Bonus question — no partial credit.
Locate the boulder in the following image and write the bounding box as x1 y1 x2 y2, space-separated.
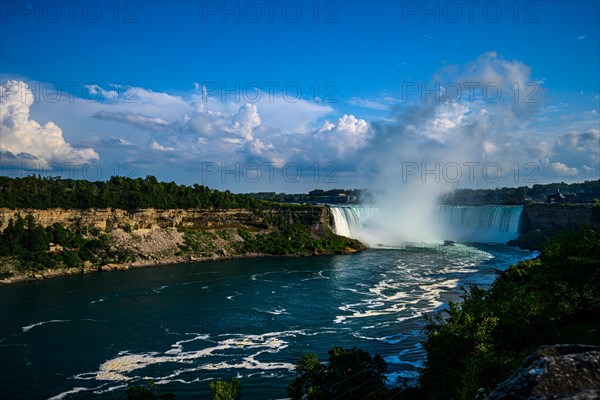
488 344 600 399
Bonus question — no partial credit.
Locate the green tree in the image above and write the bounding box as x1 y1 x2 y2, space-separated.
209 378 241 400
413 226 600 400
125 381 175 400
288 347 389 400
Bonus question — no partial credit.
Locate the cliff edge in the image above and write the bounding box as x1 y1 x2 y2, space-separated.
488 344 600 400
0 206 365 285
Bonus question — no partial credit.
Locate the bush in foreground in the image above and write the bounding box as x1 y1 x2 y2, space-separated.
288 347 397 399
415 226 600 399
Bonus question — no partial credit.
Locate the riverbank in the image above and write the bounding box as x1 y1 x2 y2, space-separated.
0 248 363 286
0 206 366 286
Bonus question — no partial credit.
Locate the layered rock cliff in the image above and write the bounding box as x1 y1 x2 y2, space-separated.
488 344 600 399
510 204 599 250
0 207 329 233
522 204 598 231
0 206 366 285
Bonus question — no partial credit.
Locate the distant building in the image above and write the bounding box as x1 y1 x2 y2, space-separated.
546 189 577 204
319 193 357 204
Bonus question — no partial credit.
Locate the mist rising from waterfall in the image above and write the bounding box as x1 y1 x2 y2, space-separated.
352 53 543 246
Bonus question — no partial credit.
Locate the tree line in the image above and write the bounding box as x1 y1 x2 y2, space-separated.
0 175 263 210
248 180 600 205
0 215 133 272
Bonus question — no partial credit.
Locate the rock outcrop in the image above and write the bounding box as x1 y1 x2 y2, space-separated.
522 204 598 232
488 344 600 399
510 204 599 250
0 207 328 232
0 206 363 285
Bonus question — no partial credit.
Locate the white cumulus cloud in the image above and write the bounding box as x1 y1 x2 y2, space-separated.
1 80 98 164
551 162 578 176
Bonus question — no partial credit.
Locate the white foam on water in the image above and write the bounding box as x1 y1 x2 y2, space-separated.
79 330 304 384
92 383 129 394
301 270 330 281
47 387 88 400
254 307 289 315
152 285 170 293
22 319 100 333
334 275 458 324
47 384 110 400
250 271 278 282
154 377 210 385
226 291 242 300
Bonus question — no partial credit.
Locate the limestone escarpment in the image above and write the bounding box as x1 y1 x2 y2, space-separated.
510 204 599 250
0 207 328 233
0 206 364 285
488 344 600 400
522 204 598 232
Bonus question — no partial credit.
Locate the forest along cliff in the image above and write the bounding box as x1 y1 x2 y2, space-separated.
0 206 365 285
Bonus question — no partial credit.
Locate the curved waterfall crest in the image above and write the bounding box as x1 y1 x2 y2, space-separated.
329 205 523 244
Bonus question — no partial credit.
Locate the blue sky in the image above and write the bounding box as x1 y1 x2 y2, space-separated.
1 0 599 192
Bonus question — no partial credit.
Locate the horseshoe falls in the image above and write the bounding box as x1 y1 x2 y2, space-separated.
437 205 523 243
330 205 523 245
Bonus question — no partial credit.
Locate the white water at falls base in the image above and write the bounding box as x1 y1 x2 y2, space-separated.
330 205 523 245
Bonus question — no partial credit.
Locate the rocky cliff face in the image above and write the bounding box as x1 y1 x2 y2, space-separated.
488 344 600 399
0 206 359 285
0 207 329 233
510 204 599 250
522 204 598 232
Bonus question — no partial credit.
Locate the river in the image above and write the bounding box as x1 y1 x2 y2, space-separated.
0 242 536 399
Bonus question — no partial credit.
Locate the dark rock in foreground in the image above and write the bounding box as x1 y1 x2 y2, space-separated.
488 344 600 400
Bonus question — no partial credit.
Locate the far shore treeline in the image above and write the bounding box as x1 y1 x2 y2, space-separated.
250 180 600 205
0 175 264 210
1 175 599 210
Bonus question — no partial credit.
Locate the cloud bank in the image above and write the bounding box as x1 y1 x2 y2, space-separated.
1 80 98 164
2 51 597 190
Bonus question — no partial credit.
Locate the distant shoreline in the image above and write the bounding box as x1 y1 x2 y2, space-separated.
0 249 362 286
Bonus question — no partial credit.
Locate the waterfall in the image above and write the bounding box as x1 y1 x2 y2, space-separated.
330 206 379 238
330 205 523 244
438 205 523 243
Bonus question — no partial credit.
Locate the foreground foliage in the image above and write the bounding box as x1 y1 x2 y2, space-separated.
125 381 175 400
209 378 241 400
288 347 398 399
412 226 600 399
